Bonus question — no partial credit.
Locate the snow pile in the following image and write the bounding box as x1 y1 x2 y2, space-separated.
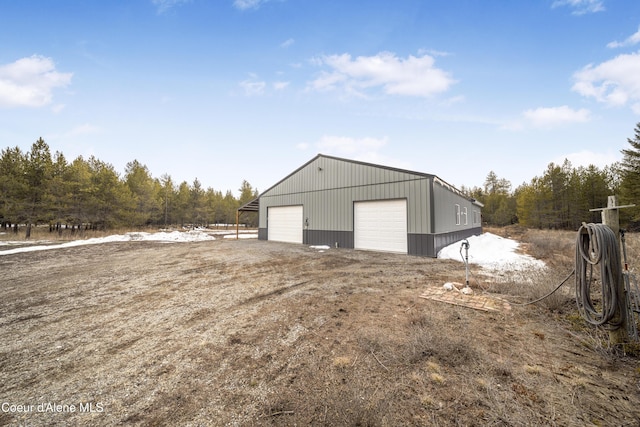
0 230 215 256
437 233 545 271
0 239 47 247
199 229 258 239
223 233 259 239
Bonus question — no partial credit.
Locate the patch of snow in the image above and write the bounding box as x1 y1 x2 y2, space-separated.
0 240 52 246
209 229 256 235
223 233 258 239
310 245 331 251
0 230 216 256
437 232 545 272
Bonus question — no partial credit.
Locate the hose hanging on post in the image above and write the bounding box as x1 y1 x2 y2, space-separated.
575 223 623 329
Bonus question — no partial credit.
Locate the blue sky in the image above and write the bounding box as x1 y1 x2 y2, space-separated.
1 0 640 195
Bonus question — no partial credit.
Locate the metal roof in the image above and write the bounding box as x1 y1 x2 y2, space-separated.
238 197 259 212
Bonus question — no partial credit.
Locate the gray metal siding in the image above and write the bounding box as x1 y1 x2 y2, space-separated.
433 227 482 256
432 180 478 233
262 156 424 196
257 154 481 257
260 182 431 234
259 156 431 235
408 227 482 257
408 234 434 257
305 230 353 248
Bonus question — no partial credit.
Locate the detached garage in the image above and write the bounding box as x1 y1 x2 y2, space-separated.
248 154 482 257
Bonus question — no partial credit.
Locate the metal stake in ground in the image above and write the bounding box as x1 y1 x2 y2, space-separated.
461 239 470 289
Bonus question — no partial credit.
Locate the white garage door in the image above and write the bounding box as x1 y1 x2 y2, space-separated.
268 205 303 244
354 199 407 253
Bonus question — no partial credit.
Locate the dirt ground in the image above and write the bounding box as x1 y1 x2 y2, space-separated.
1 234 640 426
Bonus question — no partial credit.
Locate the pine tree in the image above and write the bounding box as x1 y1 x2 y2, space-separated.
0 146 27 227
66 156 93 226
159 174 175 227
24 138 53 236
47 151 70 228
175 181 191 227
238 180 259 227
480 171 515 226
190 178 206 226
620 122 640 221
124 160 160 226
222 190 238 227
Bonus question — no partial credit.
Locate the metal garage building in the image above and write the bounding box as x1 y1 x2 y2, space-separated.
246 154 482 257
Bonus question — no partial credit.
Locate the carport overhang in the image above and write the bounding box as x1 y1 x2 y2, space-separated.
235 197 259 239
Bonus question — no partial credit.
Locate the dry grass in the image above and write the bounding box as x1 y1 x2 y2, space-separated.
1 230 640 426
0 224 147 242
488 225 640 354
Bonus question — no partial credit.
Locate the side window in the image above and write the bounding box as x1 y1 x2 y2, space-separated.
463 207 468 225
455 204 461 225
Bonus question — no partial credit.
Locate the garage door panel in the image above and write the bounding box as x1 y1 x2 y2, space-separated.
268 206 303 244
354 200 407 253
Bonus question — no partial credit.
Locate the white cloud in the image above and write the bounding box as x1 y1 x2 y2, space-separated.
51 104 66 114
238 74 288 95
239 75 266 96
273 81 289 90
420 48 452 57
233 0 267 10
551 0 605 15
152 0 190 14
0 55 72 108
523 105 591 127
308 51 456 98
607 26 640 49
280 38 294 48
552 150 620 169
572 51 640 111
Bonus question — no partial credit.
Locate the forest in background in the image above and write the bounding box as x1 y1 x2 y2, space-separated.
464 123 640 230
2 123 640 237
0 138 258 235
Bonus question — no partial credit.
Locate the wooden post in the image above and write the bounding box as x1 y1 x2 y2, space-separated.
601 196 620 245
236 210 240 240
602 197 626 344
591 196 635 345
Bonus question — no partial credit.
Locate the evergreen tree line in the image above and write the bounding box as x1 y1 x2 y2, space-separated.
465 123 640 230
0 138 259 234
4 124 640 235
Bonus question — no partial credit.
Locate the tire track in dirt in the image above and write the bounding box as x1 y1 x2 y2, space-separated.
1 238 639 426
